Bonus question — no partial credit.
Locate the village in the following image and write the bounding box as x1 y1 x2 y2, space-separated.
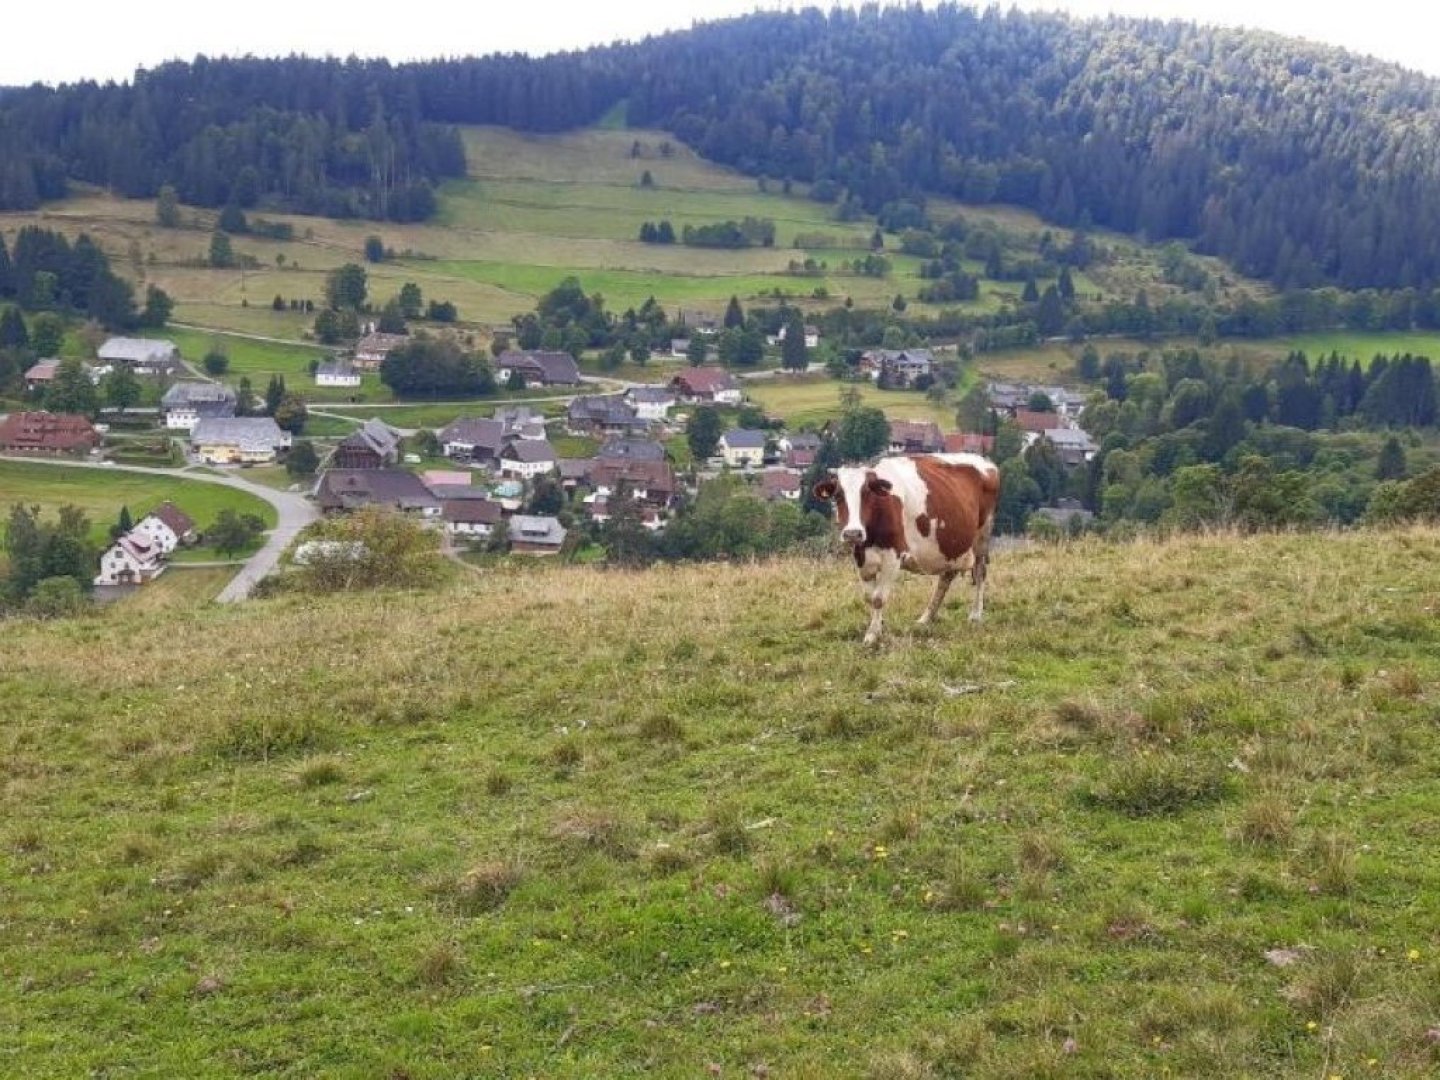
2 330 1100 593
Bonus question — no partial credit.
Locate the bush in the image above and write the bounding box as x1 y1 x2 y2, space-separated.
1080 755 1230 817
294 508 444 592
26 576 88 618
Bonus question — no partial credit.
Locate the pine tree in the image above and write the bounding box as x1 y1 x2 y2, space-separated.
724 295 745 329
1376 435 1408 480
264 375 285 416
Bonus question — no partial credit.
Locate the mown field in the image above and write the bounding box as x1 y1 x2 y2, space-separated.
747 377 961 430
0 459 277 543
3 527 1439 1077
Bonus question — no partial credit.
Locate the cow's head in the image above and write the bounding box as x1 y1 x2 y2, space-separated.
813 467 893 545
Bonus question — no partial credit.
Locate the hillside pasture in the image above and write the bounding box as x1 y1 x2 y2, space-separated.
3 528 1440 1077
747 376 959 429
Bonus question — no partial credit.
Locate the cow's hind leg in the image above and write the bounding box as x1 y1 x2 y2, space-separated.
917 569 959 626
969 523 994 623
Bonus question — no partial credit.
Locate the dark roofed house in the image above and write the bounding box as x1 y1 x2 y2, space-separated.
760 469 802 501
863 348 935 387
442 498 504 537
508 515 567 555
0 411 101 456
718 428 767 467
97 337 179 375
596 437 666 462
567 395 646 436
144 502 198 547
670 367 742 405
331 418 401 469
161 381 237 431
626 386 677 422
944 432 996 455
497 350 582 387
438 417 508 464
556 458 594 488
353 332 409 371
498 439 557 479
586 458 678 506
315 469 440 516
887 419 944 454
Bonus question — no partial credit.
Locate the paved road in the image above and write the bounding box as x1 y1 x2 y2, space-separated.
0 455 318 603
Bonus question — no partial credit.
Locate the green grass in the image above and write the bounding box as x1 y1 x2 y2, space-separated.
747 376 959 429
161 327 331 382
1273 331 1440 363
322 396 570 431
3 527 1440 1076
0 459 277 543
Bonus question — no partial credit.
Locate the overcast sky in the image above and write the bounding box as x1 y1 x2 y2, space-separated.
8 1 1440 86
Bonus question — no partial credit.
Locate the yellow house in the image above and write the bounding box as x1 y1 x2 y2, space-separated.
190 417 291 464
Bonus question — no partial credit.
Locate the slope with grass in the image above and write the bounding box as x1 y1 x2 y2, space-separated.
4 527 1440 1078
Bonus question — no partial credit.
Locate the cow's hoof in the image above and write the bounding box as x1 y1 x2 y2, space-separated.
862 633 880 647
915 614 933 627
968 611 984 624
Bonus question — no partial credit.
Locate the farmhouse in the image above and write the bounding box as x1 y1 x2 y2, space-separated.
887 419 944 454
498 439 557 479
161 381 237 431
131 502 197 554
438 417 508 465
596 437 666 462
314 469 440 516
760 469 803 501
718 428 767 468
944 432 996 455
495 350 582 387
625 386 676 422
331 418 401 470
0 411 101 456
494 405 547 441
94 532 166 586
671 367 742 405
442 498 504 538
315 360 362 388
190 417 291 464
23 359 87 392
1042 426 1100 466
863 348 935 387
508 515 567 555
97 337 180 375
586 458 679 506
567 395 646 437
778 431 823 470
352 332 409 371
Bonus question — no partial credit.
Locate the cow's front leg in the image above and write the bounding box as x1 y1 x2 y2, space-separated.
917 569 959 626
860 551 902 646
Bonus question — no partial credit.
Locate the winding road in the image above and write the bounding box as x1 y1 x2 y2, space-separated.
0 455 318 603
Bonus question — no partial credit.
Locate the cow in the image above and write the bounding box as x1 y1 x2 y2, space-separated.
813 453 1001 645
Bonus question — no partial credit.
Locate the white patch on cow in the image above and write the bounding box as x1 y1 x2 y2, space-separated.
931 452 998 477
835 466 869 542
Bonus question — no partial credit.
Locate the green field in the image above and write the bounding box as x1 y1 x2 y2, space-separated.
4 527 1440 1076
747 376 961 429
0 459 277 542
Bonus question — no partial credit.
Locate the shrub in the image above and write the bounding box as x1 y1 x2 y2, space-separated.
293 509 444 592
1080 755 1230 817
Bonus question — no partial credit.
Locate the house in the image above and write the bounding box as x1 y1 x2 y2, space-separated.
1042 427 1100 466
586 499 665 531
944 432 996 455
498 439 557 479
1033 498 1096 530
23 359 62 392
671 367 742 405
314 469 441 516
442 498 504 538
586 458 679 507
508 515 567 555
94 532 166 586
596 437 666 463
190 417 291 464
331 418 401 469
97 337 179 375
988 382 1088 418
760 469 803 501
986 382 1033 412
774 324 820 349
863 348 935 388
315 360 362 388
556 458 592 489
626 386 677 422
887 419 944 454
778 431 823 470
131 502 197 554
495 350 582 387
161 381 237 431
0 411 101 456
438 417 508 465
494 405 547 440
352 333 409 371
671 338 692 359
428 483 498 503
567 395 646 437
1013 409 1062 440
719 428 767 468
421 470 474 491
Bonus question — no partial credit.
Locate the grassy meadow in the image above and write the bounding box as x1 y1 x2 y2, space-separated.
0 459 277 543
747 377 961 430
4 526 1440 1077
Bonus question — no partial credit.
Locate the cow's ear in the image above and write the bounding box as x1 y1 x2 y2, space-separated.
867 476 893 496
812 478 837 501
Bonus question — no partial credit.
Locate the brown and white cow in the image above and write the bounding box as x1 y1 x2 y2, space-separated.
813 453 1001 645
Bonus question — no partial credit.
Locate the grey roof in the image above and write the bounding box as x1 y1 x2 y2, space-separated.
509 515 567 545
502 439 557 464
439 417 507 454
338 417 401 460
499 350 581 385
597 437 666 462
784 432 823 451
316 360 359 379
1043 427 1097 449
428 484 496 501
98 337 178 364
494 405 541 426
722 428 767 449
316 469 439 512
162 381 236 408
442 499 504 525
569 394 642 427
191 417 287 451
557 458 594 481
627 387 676 404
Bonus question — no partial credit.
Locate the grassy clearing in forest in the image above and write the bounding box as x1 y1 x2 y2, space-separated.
4 527 1440 1077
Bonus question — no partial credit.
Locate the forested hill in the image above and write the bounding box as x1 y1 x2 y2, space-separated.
6 7 1440 290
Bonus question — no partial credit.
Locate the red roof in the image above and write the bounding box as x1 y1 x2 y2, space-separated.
671 367 737 395
944 432 995 454
148 501 196 538
0 411 100 453
1013 409 1058 434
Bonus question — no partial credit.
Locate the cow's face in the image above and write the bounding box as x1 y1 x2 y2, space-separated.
813 467 892 544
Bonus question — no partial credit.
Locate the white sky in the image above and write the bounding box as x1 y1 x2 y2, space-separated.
7 1 1440 87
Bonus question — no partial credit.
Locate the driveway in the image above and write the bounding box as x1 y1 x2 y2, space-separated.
0 455 318 603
